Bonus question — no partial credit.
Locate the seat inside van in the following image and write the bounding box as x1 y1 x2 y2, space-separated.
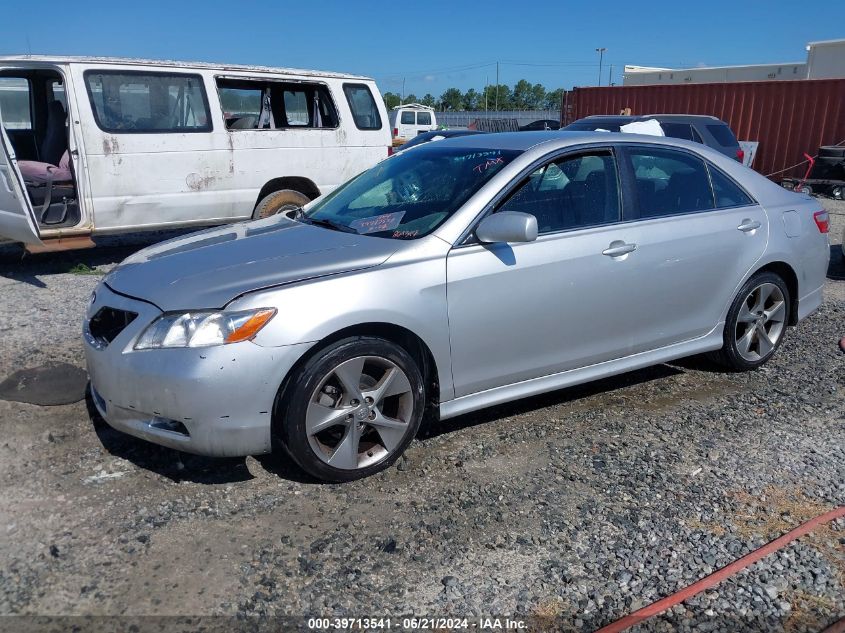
0 70 81 229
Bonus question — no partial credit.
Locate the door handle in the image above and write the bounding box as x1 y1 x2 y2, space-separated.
737 219 761 232
602 241 637 257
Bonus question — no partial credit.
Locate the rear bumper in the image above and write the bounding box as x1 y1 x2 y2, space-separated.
83 284 312 457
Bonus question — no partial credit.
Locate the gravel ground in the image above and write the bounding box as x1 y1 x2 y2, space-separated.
0 202 843 632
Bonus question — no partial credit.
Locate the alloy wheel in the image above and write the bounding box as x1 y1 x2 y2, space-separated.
734 282 786 362
305 356 414 470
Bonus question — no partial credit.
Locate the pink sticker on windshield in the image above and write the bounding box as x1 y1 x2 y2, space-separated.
350 211 406 234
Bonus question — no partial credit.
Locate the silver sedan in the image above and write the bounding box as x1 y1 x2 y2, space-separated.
83 132 830 482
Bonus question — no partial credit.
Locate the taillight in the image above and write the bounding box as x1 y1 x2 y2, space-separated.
387 146 393 157
813 210 830 233
393 127 398 137
736 148 745 163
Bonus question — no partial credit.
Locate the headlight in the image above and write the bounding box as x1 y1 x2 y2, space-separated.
134 308 276 350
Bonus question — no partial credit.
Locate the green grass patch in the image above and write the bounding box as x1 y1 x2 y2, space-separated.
67 263 103 276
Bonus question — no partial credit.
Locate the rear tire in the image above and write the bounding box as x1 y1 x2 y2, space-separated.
273 336 425 483
708 272 791 371
253 189 310 220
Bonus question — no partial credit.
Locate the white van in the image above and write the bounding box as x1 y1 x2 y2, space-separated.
389 103 437 141
0 56 390 250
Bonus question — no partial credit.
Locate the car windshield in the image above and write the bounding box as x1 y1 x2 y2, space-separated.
304 146 520 239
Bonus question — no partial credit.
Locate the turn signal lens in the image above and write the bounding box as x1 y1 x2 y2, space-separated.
225 309 277 343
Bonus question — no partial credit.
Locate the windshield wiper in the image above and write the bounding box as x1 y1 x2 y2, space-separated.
301 217 359 234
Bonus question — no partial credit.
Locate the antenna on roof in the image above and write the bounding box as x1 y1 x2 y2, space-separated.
26 34 32 57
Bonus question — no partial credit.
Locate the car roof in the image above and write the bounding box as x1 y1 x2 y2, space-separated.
582 114 723 123
422 130 600 151
417 130 735 156
0 55 371 81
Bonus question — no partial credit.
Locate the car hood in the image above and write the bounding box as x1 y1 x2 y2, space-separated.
104 218 400 311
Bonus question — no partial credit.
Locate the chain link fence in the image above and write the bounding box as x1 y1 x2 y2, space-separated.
436 109 560 129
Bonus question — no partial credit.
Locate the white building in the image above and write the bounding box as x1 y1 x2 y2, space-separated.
623 39 845 86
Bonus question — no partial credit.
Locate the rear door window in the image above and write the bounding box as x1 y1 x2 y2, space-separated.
85 71 211 133
625 147 715 219
400 111 415 125
0 78 32 130
343 84 382 130
706 123 738 147
417 111 432 125
708 166 754 208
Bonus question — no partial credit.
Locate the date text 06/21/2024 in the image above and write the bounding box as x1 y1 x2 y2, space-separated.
307 616 528 630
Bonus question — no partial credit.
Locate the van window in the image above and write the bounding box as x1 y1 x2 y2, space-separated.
343 84 382 130
417 111 432 126
626 147 715 219
283 90 308 126
216 79 338 130
0 77 32 130
218 84 262 128
85 71 211 133
400 111 414 125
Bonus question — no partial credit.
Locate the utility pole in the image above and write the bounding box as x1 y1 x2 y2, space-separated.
484 75 488 112
401 77 406 104
495 61 499 112
608 64 613 86
596 48 606 86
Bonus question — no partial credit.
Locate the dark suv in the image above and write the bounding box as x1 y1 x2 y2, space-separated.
565 114 744 162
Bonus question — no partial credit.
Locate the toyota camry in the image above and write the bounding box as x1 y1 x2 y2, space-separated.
84 132 830 482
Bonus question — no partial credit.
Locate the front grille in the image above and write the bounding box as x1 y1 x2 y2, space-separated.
88 307 138 346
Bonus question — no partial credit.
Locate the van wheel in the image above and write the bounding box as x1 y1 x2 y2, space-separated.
708 272 790 371
253 189 310 220
273 336 425 483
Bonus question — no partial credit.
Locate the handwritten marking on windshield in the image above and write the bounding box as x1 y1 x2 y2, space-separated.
473 157 504 174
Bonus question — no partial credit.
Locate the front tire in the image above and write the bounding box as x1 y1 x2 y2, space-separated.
709 272 791 371
273 337 425 482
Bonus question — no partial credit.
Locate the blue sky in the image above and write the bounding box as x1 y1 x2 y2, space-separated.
2 1 843 98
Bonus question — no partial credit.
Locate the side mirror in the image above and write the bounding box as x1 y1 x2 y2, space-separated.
475 211 538 244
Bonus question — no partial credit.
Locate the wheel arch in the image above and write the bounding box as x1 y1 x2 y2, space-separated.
273 321 442 427
748 260 799 326
254 177 321 209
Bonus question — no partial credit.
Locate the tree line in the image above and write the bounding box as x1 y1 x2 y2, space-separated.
382 79 565 112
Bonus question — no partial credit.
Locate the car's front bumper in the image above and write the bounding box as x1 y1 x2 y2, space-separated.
83 284 312 457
